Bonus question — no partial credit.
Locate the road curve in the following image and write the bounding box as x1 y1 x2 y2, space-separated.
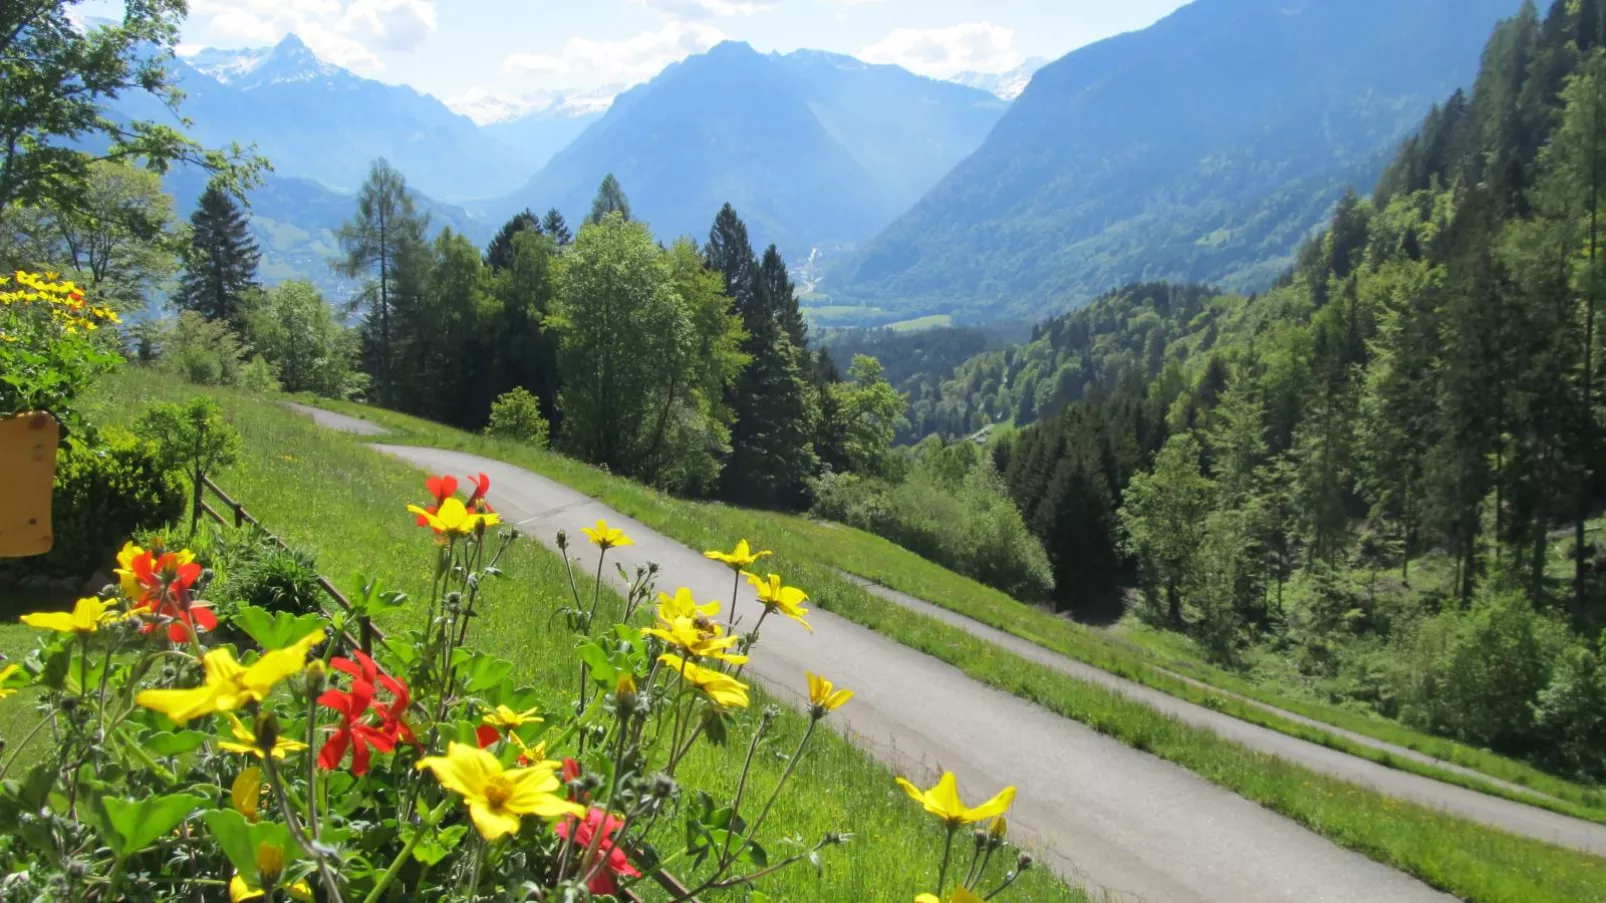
841 576 1606 856
362 440 1455 903
282 402 389 435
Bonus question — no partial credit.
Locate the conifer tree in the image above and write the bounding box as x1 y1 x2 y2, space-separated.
336 158 430 409
542 208 573 246
586 174 632 225
485 208 541 270
174 180 260 327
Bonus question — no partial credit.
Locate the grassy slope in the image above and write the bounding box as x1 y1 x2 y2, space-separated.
306 395 1606 903
0 370 1081 903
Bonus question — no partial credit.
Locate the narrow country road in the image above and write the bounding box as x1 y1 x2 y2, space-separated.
842 576 1606 856
316 434 1455 902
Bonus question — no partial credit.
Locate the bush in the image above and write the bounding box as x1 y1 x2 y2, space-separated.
812 457 1055 602
153 311 246 387
1534 639 1606 779
485 386 550 447
236 354 281 394
208 530 325 618
28 428 185 577
242 279 363 398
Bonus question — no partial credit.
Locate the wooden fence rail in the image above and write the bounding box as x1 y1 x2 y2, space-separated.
195 474 701 902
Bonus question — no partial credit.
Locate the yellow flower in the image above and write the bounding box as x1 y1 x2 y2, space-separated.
896 772 1016 828
408 497 501 536
136 629 324 724
0 663 22 700
415 741 585 841
231 767 262 822
805 672 853 717
704 539 771 570
743 572 812 632
915 889 984 903
659 653 749 709
219 713 309 760
989 816 1008 841
643 616 748 665
482 704 543 730
20 596 122 634
655 587 720 621
229 841 312 901
581 519 633 550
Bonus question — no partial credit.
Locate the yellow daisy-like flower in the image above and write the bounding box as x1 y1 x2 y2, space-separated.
218 713 309 760
408 497 502 536
482 704 543 730
415 741 585 841
659 653 750 709
228 841 312 901
704 539 771 571
231 767 262 823
896 772 1016 828
20 596 123 634
581 519 633 550
915 888 984 903
805 672 853 718
655 587 720 621
644 616 749 665
743 572 812 632
136 629 324 724
0 663 22 700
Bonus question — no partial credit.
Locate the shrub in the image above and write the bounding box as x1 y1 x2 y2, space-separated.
236 354 281 394
0 270 120 426
242 279 363 398
27 428 184 577
485 385 550 447
134 397 244 527
153 310 246 387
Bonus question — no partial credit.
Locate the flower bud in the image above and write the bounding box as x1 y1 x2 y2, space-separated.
254 711 281 755
989 816 1008 843
556 530 569 550
972 828 990 849
615 672 639 714
1016 852 1034 871
305 659 327 696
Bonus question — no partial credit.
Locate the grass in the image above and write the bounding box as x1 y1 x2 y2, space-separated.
0 369 1082 903
303 393 1606 903
887 315 954 332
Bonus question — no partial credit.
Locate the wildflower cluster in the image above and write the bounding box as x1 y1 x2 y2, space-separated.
0 269 121 420
2 474 1018 901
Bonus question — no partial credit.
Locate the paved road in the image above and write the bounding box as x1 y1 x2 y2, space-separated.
839 576 1606 857
358 439 1455 903
283 402 389 436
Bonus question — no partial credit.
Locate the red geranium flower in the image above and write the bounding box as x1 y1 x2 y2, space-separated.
317 651 414 775
465 472 491 508
427 475 458 505
124 548 215 642
556 808 640 896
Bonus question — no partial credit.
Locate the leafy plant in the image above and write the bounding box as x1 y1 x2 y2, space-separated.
485 386 550 447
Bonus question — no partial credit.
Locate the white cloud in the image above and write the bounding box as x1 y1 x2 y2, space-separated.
860 21 1021 78
502 21 726 89
188 0 439 72
631 0 780 18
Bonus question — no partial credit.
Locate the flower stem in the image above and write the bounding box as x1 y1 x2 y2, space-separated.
937 824 959 894
464 836 486 902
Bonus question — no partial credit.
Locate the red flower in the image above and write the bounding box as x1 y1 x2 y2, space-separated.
317 652 414 775
317 680 394 775
475 725 501 749
556 808 639 895
426 475 458 505
465 472 491 507
126 550 214 642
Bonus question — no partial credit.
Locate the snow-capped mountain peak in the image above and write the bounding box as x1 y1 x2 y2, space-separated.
949 57 1048 101
181 34 343 89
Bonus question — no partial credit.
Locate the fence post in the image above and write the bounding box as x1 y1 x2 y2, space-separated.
190 465 205 533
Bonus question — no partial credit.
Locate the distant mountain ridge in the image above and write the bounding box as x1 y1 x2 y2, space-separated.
489 41 1007 254
828 0 1526 325
950 58 1047 100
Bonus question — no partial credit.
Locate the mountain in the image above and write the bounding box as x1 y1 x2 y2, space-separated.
828 0 1525 325
488 41 1007 254
479 99 607 174
161 35 535 200
949 58 1047 100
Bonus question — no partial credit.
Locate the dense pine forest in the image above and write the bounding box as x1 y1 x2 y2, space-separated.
897 0 1606 778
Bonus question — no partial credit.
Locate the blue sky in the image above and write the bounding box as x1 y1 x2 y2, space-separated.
86 0 1189 120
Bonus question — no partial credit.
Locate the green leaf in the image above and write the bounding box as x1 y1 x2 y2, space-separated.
411 823 468 865
203 809 258 879
575 640 618 685
451 648 514 693
103 793 206 856
235 605 326 650
142 730 210 757
743 839 769 868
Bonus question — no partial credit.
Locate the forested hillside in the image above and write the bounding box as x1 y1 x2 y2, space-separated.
987 0 1606 779
828 0 1522 325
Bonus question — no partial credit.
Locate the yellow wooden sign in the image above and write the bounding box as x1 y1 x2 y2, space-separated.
0 412 59 557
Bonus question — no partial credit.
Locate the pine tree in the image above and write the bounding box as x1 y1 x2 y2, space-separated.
174 180 260 327
542 208 573 246
485 209 541 270
704 204 755 309
586 174 632 225
335 159 430 409
757 245 807 351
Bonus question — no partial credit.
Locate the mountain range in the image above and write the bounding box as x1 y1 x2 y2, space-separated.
482 42 1008 253
825 0 1526 324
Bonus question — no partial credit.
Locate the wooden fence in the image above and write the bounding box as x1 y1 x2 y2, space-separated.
196 474 701 902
